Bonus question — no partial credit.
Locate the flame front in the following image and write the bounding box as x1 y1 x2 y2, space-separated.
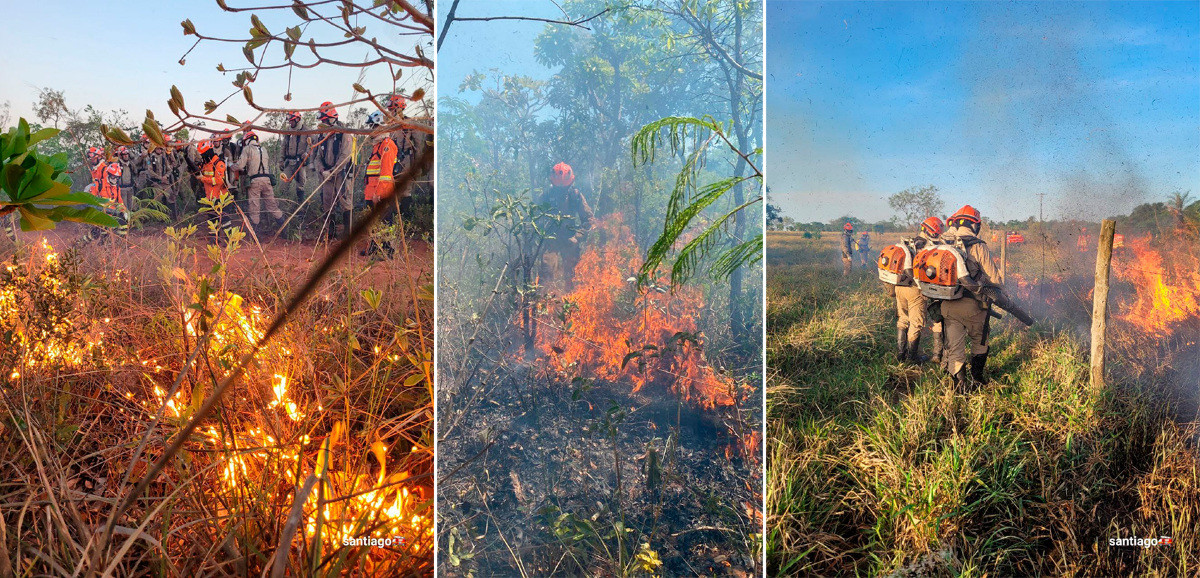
538 215 737 409
1115 236 1200 336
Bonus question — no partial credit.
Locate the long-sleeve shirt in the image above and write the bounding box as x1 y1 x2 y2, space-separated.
234 143 271 179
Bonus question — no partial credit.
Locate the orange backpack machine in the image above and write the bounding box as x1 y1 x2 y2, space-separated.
877 243 914 286
913 242 973 300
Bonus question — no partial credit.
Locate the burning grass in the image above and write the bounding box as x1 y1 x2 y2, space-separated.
439 216 761 576
0 225 433 576
767 234 1200 576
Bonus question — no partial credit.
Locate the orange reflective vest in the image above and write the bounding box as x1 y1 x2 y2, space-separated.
91 161 122 204
363 137 397 202
201 157 227 199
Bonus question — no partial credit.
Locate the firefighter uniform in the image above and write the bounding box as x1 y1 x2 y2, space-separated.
940 208 1002 389
200 153 228 199
893 217 944 363
841 225 854 276
543 163 594 290
116 147 140 212
279 118 310 203
233 135 282 228
857 232 872 268
143 148 179 218
315 126 354 235
364 133 398 204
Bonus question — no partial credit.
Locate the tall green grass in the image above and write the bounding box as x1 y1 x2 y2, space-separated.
767 236 1200 577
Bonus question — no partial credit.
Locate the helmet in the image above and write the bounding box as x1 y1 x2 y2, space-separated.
947 205 982 232
550 162 575 187
386 94 407 112
105 163 122 178
843 222 854 231
286 111 302 124
920 216 944 238
196 140 213 156
117 146 130 156
318 101 338 123
242 129 258 142
366 110 384 128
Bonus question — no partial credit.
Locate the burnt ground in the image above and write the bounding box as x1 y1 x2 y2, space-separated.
439 364 759 577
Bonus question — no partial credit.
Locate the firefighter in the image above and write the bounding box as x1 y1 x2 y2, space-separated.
116 146 140 214
939 205 1002 391
360 111 398 256
143 139 180 219
894 217 944 363
232 129 282 235
542 162 594 290
857 230 872 268
279 111 310 209
313 101 354 240
841 222 854 276
385 94 418 222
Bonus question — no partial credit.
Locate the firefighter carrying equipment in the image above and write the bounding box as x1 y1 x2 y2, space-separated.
843 222 854 231
551 162 575 187
99 162 123 205
386 94 406 112
364 135 398 202
921 216 944 239
913 238 983 300
318 101 338 123
947 205 981 233
243 142 276 185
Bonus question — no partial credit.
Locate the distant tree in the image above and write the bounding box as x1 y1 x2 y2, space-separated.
0 101 10 129
888 185 945 229
766 201 783 230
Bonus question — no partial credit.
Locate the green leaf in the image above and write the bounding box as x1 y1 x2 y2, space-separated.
292 0 309 20
27 127 58 147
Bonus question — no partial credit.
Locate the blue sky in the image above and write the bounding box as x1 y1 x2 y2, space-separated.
767 1 1199 223
438 1 563 103
0 0 432 131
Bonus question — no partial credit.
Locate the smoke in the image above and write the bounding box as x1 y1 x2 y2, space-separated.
956 3 1147 221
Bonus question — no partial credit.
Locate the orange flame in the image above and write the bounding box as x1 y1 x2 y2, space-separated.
1115 236 1200 336
537 215 736 409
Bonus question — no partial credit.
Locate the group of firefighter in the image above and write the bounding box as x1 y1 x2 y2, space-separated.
79 94 428 252
862 205 1034 392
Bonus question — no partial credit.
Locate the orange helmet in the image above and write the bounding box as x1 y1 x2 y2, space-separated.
87 146 102 158
117 146 130 156
948 205 982 231
386 94 406 112
920 216 944 238
843 222 854 231
550 162 575 187
242 129 258 142
196 140 213 156
286 111 302 123
105 163 122 178
318 101 338 123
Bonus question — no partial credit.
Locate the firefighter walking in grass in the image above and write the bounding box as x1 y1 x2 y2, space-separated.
542 162 594 290
279 111 310 208
915 205 1003 391
879 216 945 363
841 222 855 276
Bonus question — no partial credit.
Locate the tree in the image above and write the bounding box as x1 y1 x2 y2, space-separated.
888 184 945 230
107 0 434 150
1 120 117 231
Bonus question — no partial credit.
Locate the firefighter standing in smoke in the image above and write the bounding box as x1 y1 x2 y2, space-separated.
932 205 1002 390
841 222 855 276
881 217 945 363
542 162 594 290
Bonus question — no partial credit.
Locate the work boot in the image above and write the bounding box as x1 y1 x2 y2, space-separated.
896 328 908 362
970 353 989 385
907 335 928 364
343 210 354 240
930 331 944 365
953 366 973 394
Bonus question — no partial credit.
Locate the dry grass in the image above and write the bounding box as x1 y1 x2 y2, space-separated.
0 218 433 576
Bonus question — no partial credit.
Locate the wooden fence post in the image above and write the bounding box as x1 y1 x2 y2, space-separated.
1090 219 1116 389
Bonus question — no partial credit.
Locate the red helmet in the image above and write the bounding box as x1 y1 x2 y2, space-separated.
286 111 302 123
196 140 213 156
948 205 982 231
242 129 258 142
87 146 103 158
105 163 122 178
843 222 854 231
386 94 407 112
318 101 338 123
550 162 575 187
920 216 944 238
